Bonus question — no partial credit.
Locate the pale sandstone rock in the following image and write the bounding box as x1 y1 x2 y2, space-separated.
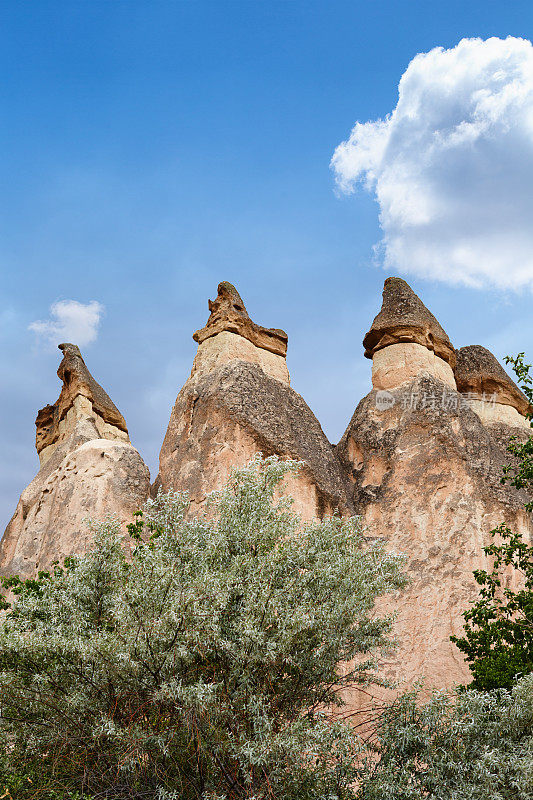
467 399 531 430
337 375 531 700
372 342 456 391
192 330 290 384
336 283 531 705
156 283 351 520
38 395 129 467
157 361 351 520
36 343 129 466
0 347 150 577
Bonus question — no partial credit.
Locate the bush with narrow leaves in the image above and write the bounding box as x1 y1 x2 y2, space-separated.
358 673 533 800
0 455 406 800
452 353 533 690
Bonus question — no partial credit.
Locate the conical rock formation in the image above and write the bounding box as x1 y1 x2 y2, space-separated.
455 345 531 429
337 279 532 697
0 345 150 577
36 343 130 465
156 282 352 519
364 277 456 391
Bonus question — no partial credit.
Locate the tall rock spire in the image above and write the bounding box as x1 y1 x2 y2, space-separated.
363 277 456 390
336 280 531 701
156 282 351 519
0 345 150 577
36 343 129 466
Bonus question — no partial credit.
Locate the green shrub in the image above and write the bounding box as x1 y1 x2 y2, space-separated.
358 673 533 799
0 455 406 799
452 353 533 690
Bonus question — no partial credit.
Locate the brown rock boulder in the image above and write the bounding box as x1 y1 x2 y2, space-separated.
0 346 150 577
363 277 456 366
193 281 288 357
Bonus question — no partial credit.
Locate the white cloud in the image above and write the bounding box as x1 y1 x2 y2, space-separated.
332 36 533 290
29 300 104 348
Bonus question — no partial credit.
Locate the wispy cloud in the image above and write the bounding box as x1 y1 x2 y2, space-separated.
332 36 533 291
29 300 104 348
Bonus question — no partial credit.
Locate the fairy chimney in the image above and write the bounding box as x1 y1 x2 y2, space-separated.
336 278 531 703
363 277 456 391
191 281 290 384
36 343 130 466
156 282 352 519
0 345 150 577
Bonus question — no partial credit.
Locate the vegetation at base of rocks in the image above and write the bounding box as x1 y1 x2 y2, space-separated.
452 353 533 691
502 353 533 512
0 455 406 800
0 754 92 800
358 673 533 800
451 518 533 691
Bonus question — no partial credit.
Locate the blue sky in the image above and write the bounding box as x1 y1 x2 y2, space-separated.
2 0 533 530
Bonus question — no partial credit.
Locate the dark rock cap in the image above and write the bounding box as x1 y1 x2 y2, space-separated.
193 281 288 357
35 343 128 454
455 345 531 417
363 277 456 367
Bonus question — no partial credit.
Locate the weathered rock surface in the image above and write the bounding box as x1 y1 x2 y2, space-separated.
0 345 150 577
36 343 129 466
363 277 456 364
372 341 456 391
194 281 288 357
157 283 351 519
364 277 456 390
338 280 532 698
192 330 290 385
455 345 531 429
338 375 530 695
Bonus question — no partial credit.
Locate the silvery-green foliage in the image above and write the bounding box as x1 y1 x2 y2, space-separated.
359 673 533 800
0 455 406 799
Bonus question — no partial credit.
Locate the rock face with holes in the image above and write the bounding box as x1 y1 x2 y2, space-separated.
156 282 352 519
337 281 531 697
0 345 150 577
